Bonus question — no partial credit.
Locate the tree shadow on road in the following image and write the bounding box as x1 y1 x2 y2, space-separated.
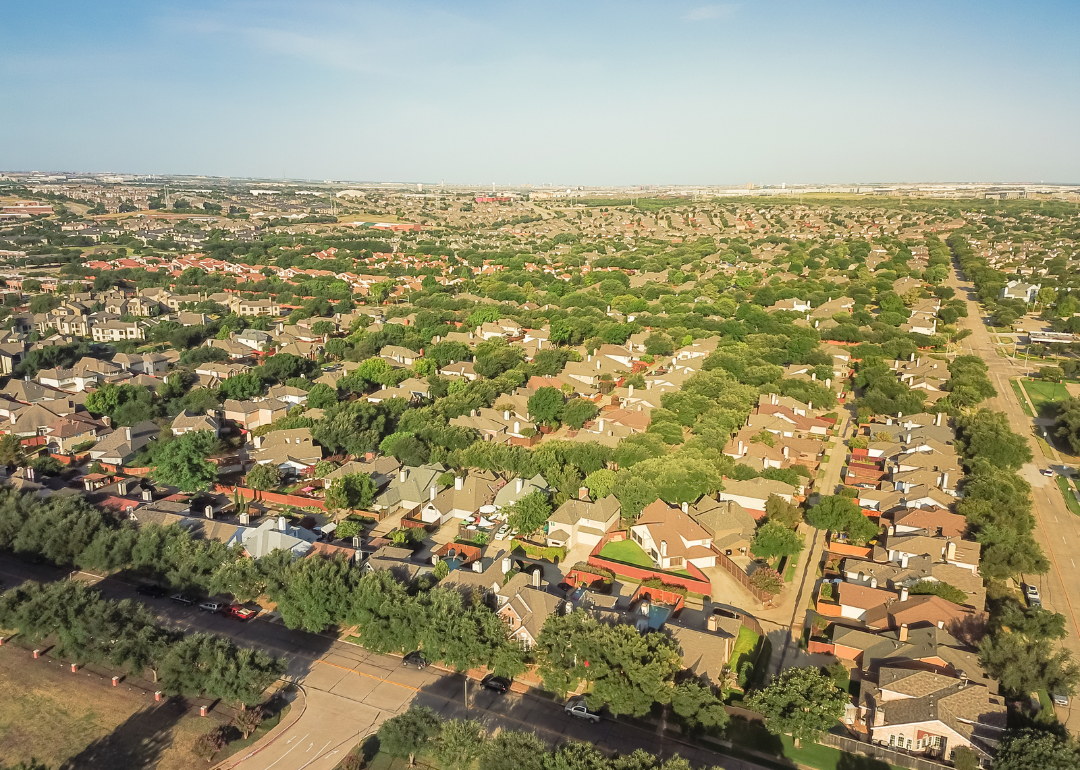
59 699 186 770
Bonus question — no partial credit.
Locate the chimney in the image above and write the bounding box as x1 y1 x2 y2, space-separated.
772 393 778 405
871 577 878 588
899 623 909 642
708 614 719 632
455 476 463 491
738 440 744 455
681 501 688 513
910 352 915 361
101 416 111 427
471 559 483 573
502 557 512 573
532 568 541 588
204 505 214 519
365 451 374 461
628 384 634 396
516 477 524 493
940 472 948 490
429 485 436 501
598 418 605 432
399 468 407 483
888 525 895 535
936 412 943 427
906 432 911 444
239 512 250 525
513 420 520 433
503 410 510 421
578 486 590 501
946 541 957 561
660 540 668 557
808 401 813 411
783 446 790 459
937 619 945 629
142 488 152 502
124 427 131 441
811 372 816 381
900 586 909 601
277 516 287 532
901 553 909 568
826 378 831 388
596 360 601 370
25 466 35 481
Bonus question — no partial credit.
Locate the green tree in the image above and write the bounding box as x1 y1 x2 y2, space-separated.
245 463 282 491
152 431 218 492
806 495 878 545
583 468 618 499
335 519 362 540
306 383 338 409
479 729 547 770
765 493 802 529
750 521 804 561
324 473 377 512
956 409 1033 471
435 718 486 770
745 667 847 747
378 706 442 766
0 434 27 469
670 679 729 732
560 399 599 430
528 387 564 425
994 729 1080 770
506 490 553 537
271 554 361 633
908 580 968 605
645 332 674 357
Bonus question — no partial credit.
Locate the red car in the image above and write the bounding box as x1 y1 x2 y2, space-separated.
228 605 257 620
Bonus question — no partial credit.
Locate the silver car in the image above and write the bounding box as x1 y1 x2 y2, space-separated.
1024 584 1041 607
564 698 601 723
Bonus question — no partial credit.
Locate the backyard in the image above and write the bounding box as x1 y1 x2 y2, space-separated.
598 538 655 568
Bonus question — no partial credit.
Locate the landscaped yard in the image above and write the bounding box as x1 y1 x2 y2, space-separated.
598 538 655 568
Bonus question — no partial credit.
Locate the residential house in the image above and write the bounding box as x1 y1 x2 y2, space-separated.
630 500 716 571
545 492 621 550
242 516 318 559
87 421 160 465
717 477 797 518
171 409 221 437
251 428 322 475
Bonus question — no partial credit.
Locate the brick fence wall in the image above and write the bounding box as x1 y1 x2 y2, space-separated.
213 484 326 511
588 533 713 597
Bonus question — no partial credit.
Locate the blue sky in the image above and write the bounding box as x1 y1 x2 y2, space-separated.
2 1 1078 185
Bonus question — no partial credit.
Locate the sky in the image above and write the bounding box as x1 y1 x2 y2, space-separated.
1 1 1078 186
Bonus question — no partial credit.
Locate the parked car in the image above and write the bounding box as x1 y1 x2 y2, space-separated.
481 674 511 693
170 593 196 605
1024 583 1042 607
198 601 222 613
496 525 510 540
1052 692 1070 707
564 698 601 723
228 605 257 620
136 584 166 598
402 651 429 669
1041 468 1055 477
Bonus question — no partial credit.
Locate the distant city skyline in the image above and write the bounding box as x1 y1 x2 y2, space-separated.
2 1 1078 185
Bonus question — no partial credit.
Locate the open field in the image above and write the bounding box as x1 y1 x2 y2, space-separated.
0 644 209 770
1021 378 1071 415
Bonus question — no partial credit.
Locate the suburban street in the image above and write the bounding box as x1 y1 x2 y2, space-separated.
0 555 765 770
947 262 1080 730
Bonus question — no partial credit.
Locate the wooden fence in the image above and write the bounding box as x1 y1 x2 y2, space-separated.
711 546 772 604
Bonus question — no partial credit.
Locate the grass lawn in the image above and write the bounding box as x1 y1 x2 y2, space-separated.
1056 476 1080 516
598 538 654 568
784 558 798 583
729 626 760 673
780 735 905 770
1011 379 1035 417
0 644 209 770
363 752 442 769
1023 378 1072 415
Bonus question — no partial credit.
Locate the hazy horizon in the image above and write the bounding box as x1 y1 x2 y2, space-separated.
3 1 1078 185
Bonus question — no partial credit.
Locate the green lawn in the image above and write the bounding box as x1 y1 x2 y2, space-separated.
780 735 905 770
1023 379 1072 415
730 625 760 669
598 538 655 568
1011 379 1035 417
1056 476 1080 516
